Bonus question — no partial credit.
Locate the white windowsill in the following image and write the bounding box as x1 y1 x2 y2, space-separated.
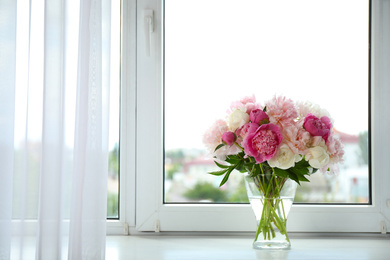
11 233 390 259
106 233 390 260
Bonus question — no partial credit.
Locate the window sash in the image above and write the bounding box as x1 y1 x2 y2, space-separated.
132 0 390 233
107 0 137 234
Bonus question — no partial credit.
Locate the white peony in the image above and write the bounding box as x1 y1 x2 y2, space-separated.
306 145 330 169
227 108 250 131
268 144 301 170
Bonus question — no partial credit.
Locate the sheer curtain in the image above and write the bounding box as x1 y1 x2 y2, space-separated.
0 0 111 259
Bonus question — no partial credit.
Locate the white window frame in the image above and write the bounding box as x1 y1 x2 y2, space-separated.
106 0 136 235
125 0 390 233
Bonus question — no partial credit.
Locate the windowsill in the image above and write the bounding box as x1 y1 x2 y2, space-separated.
11 233 390 259
106 233 390 260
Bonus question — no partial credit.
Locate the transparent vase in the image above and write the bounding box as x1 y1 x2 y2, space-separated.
245 174 297 250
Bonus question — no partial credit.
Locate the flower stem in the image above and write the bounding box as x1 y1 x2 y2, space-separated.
252 174 290 244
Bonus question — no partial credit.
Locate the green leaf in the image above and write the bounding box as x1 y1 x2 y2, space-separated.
218 161 243 187
208 169 228 176
214 143 225 152
290 166 309 177
219 166 235 187
296 174 310 182
225 155 242 164
287 171 300 185
236 160 244 171
291 159 311 173
214 161 229 169
280 159 311 184
273 168 289 178
235 161 245 172
243 160 255 168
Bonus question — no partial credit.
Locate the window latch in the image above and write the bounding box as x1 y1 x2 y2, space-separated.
380 221 387 234
144 9 154 57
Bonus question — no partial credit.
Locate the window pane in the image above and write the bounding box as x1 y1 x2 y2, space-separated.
107 0 121 219
164 0 369 203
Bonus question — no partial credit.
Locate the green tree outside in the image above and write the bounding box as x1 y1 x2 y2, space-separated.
184 182 228 202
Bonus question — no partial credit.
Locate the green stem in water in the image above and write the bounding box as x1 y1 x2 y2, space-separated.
252 175 290 244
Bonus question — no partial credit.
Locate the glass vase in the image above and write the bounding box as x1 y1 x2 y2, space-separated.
245 174 297 250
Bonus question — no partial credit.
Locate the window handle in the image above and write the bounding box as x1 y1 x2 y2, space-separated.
144 9 154 57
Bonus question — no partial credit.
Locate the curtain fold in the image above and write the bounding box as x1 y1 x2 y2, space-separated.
0 0 111 259
35 0 66 258
68 0 109 258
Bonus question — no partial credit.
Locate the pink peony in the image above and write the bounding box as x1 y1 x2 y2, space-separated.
203 119 241 161
303 114 332 142
250 109 269 125
265 96 298 127
281 123 310 155
240 95 257 104
203 119 228 152
326 135 344 164
235 123 259 145
243 123 283 163
228 95 261 115
222 131 236 146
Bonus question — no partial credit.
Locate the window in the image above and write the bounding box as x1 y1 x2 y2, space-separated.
164 0 370 205
132 0 390 233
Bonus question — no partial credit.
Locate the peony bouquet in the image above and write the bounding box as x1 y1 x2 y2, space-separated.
203 95 344 248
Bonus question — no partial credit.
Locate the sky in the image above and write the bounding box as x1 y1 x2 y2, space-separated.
164 0 369 150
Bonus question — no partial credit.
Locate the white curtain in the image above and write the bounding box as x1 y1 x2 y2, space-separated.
0 0 111 259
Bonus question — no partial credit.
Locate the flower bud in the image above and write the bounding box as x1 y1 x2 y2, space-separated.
250 109 269 125
222 131 236 146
